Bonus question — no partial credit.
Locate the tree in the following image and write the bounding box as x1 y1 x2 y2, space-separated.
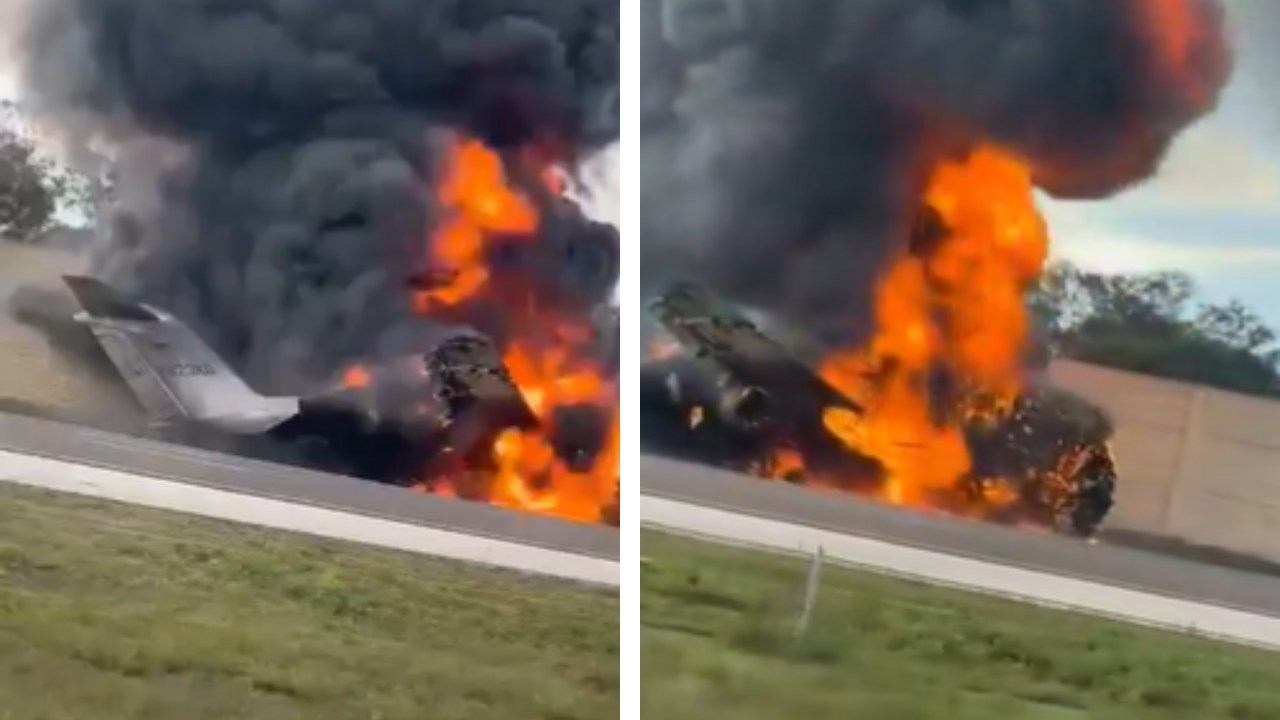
0 120 57 241
1031 261 1280 397
0 101 113 242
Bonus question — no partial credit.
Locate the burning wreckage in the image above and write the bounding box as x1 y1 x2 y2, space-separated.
641 280 1117 538
10 0 622 524
60 158 621 526
640 0 1234 538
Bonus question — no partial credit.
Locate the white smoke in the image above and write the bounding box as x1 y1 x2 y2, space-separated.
574 143 621 227
568 142 621 304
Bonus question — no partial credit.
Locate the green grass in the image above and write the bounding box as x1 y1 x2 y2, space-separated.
0 483 618 720
641 529 1280 720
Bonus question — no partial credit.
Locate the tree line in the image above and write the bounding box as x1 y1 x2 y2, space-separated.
1031 261 1280 397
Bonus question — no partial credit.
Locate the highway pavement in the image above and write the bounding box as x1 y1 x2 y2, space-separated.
0 411 620 562
641 454 1280 617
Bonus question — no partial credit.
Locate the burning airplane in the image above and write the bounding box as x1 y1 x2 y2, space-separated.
641 0 1232 536
642 279 1117 537
63 273 533 481
10 0 621 524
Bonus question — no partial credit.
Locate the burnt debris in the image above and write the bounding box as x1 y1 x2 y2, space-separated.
641 281 1118 537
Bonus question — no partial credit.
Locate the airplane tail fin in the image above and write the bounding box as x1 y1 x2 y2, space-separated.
63 276 186 429
63 275 298 434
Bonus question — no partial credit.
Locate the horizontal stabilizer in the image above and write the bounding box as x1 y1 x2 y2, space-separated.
62 275 161 323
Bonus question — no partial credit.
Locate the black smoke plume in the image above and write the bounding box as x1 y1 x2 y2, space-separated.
15 0 619 394
642 0 1232 348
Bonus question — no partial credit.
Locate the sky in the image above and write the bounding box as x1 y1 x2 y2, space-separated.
1043 0 1280 326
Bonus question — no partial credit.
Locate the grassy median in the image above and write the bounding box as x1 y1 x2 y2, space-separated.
0 483 618 720
641 529 1280 720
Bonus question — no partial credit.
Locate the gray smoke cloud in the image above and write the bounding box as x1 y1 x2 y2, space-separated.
14 0 618 394
642 0 1232 348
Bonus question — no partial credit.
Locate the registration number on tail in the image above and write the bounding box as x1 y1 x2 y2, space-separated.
161 363 217 378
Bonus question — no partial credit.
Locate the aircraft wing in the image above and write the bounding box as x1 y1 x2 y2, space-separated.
647 281 864 421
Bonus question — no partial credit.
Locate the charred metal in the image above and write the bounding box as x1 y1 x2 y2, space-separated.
641 281 1118 538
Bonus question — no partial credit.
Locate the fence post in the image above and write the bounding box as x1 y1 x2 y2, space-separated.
794 545 824 638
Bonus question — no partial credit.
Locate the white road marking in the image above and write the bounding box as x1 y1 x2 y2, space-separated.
642 495 1280 651
0 449 620 588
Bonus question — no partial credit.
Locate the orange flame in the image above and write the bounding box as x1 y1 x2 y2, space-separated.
488 411 619 523
490 339 618 521
417 138 539 309
504 340 611 416
415 135 618 523
812 145 1048 511
341 364 372 389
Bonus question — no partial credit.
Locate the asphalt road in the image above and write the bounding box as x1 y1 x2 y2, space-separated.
0 411 619 561
641 454 1280 617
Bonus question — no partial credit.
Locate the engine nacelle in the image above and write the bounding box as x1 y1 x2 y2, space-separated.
716 379 773 430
